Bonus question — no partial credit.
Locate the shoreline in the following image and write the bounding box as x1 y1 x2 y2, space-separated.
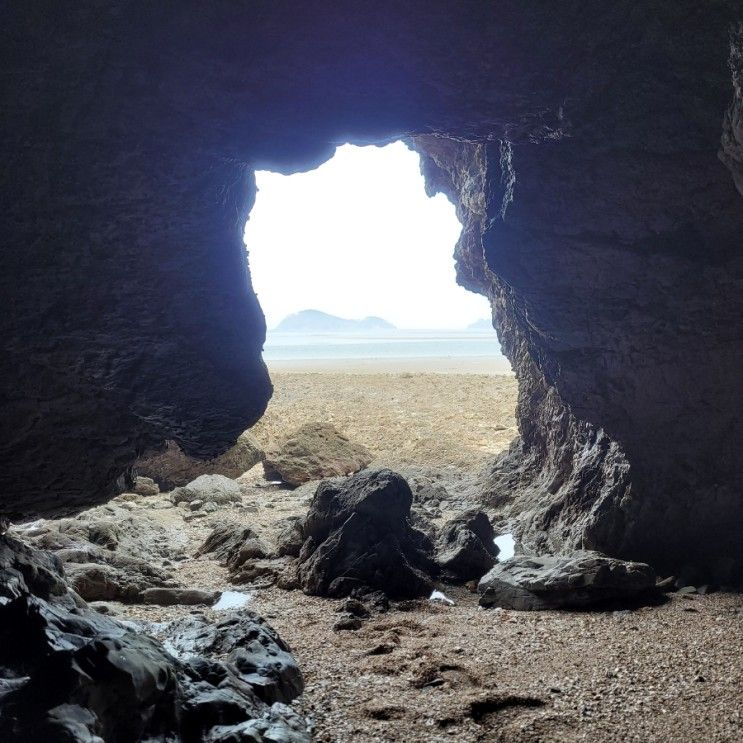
266 355 513 375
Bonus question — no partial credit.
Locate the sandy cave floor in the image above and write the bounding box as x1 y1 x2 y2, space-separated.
30 372 743 741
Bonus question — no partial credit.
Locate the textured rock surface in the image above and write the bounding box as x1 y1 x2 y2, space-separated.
136 431 264 490
0 534 309 742
155 613 305 705
170 474 243 506
196 522 272 578
140 587 219 606
275 517 306 558
297 470 436 598
13 501 186 602
1 4 742 581
436 510 499 582
478 552 657 610
263 423 372 486
133 476 160 496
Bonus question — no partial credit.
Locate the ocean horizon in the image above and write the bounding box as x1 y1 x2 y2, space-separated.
263 329 507 362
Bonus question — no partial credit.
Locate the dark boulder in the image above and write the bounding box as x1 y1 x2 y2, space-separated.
159 613 304 706
196 523 265 561
0 534 67 603
478 552 657 610
297 469 436 598
436 510 499 582
0 535 309 742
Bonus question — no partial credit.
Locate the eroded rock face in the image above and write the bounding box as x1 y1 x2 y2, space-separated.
136 432 264 491
1 4 743 580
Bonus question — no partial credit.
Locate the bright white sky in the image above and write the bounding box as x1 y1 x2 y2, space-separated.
244 141 491 330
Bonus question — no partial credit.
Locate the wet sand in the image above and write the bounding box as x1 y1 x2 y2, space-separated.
254 371 518 470
266 356 514 375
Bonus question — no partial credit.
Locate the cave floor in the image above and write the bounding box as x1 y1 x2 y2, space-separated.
20 371 743 741
102 476 743 743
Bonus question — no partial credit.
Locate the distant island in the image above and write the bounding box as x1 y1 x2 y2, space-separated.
466 318 493 331
274 309 396 333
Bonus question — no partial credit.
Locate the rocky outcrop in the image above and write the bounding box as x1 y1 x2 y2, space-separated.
263 423 372 486
196 522 272 571
0 533 67 603
275 517 306 558
1 4 743 581
65 559 175 602
136 431 264 490
155 612 304 705
297 470 436 598
13 501 188 602
436 511 499 582
0 534 309 742
170 474 243 506
478 552 657 611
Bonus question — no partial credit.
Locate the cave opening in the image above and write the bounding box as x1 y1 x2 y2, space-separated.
242 140 517 477
6 6 743 740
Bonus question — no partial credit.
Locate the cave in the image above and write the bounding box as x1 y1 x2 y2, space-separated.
2 3 743 740
4 2 742 577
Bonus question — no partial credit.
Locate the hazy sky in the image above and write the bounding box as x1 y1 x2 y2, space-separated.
244 141 491 330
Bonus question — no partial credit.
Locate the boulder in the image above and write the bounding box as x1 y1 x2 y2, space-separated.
196 522 271 577
196 522 261 561
159 612 305 705
436 510 499 582
65 560 175 602
0 534 67 603
263 423 372 486
232 557 295 587
140 587 219 606
170 474 242 506
135 430 264 490
0 595 309 742
478 552 657 610
297 469 436 598
133 476 159 496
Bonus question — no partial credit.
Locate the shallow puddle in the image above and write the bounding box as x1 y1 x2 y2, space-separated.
213 590 252 610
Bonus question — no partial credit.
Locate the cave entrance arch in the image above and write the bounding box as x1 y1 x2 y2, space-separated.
242 140 516 474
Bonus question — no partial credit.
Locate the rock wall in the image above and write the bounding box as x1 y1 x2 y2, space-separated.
2 2 742 577
414 14 743 577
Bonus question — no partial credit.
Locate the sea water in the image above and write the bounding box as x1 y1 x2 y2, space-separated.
263 330 506 362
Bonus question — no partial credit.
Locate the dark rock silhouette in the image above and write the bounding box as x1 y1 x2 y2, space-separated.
436 510 499 582
297 470 437 598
